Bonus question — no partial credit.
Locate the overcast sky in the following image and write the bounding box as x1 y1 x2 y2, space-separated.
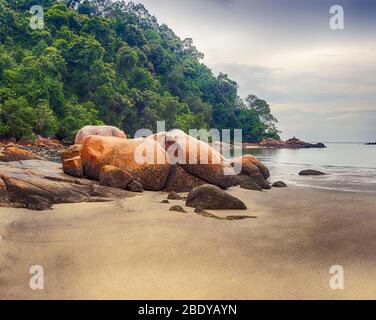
135 0 376 141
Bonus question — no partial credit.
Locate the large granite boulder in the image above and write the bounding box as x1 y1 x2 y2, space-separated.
75 125 127 145
0 147 42 162
186 184 247 210
151 130 236 188
80 136 170 191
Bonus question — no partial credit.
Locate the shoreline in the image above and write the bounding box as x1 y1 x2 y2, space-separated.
0 185 375 299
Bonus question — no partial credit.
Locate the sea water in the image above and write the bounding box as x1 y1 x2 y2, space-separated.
244 143 376 193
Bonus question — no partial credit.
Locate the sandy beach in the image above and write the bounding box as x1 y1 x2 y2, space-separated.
0 186 375 300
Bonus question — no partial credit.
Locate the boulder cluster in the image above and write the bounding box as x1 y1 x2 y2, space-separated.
0 125 280 211
61 126 272 195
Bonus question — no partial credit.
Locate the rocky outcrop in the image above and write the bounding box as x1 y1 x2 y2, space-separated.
62 156 83 177
75 125 127 145
99 165 133 189
80 136 170 190
186 184 247 210
164 165 206 192
0 160 132 210
260 137 326 149
0 147 42 162
299 169 326 176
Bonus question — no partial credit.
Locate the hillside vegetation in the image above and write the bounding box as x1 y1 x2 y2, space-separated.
0 0 280 143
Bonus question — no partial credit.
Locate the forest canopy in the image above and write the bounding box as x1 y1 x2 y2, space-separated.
0 0 280 143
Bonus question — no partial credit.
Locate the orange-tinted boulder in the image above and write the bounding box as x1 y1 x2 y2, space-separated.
99 165 133 189
63 156 83 177
150 130 236 188
0 147 42 162
60 144 82 161
232 154 270 180
80 136 170 191
232 154 261 166
75 125 127 145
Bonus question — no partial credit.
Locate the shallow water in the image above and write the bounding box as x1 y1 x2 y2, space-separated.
244 143 376 193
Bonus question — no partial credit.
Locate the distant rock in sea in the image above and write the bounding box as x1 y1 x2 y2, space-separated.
259 137 326 149
299 169 326 176
365 142 376 145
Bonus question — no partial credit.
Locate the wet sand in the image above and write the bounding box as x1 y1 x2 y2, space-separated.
0 186 375 299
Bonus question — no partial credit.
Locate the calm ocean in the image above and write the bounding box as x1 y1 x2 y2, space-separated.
244 143 376 193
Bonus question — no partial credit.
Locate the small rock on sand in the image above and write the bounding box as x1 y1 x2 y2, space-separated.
167 191 183 200
272 181 287 187
169 205 187 213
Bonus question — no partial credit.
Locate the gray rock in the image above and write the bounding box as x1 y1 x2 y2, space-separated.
249 173 271 189
256 163 270 180
164 165 206 192
186 184 247 210
299 169 326 176
236 175 263 191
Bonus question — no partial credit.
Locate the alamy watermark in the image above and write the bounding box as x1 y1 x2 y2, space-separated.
29 265 44 290
330 5 344 30
25 4 345 31
329 265 344 290
29 5 44 30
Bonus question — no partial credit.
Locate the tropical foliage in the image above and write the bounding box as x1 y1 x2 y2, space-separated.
0 0 280 142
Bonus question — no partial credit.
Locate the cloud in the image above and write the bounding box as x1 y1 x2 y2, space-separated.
135 0 376 141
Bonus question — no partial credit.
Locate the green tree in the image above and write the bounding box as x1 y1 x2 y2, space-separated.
0 97 36 140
